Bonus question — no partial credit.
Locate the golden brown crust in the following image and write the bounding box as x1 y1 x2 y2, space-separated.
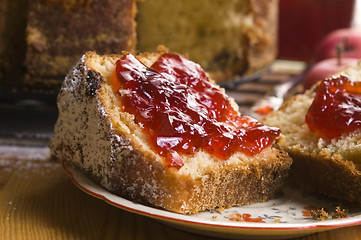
288 150 361 206
244 0 278 76
100 145 291 213
50 51 291 214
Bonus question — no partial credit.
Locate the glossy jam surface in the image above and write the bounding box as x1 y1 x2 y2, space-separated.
306 75 361 139
115 53 280 168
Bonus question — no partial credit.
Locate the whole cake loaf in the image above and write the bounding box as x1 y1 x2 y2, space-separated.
137 0 278 82
49 49 291 214
263 62 361 206
0 0 277 93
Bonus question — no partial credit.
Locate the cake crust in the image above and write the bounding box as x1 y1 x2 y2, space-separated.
50 51 291 214
288 150 361 206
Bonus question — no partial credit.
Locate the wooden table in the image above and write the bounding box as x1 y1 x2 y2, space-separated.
1 149 361 240
1 61 361 240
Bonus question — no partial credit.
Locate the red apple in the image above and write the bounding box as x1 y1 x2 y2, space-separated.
303 57 359 90
315 28 361 61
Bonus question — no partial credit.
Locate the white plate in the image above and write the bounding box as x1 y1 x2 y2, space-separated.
63 163 361 239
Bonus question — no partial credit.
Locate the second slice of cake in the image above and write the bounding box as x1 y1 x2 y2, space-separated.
263 62 361 206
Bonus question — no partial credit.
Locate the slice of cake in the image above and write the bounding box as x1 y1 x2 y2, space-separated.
263 62 361 206
49 48 291 214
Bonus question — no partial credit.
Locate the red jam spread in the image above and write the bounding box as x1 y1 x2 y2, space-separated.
305 75 361 139
115 53 280 168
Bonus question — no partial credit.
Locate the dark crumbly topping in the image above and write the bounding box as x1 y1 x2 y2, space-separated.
310 206 348 221
310 208 329 221
332 206 348 219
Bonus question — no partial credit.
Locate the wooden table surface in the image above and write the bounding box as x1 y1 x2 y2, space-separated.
1 61 361 240
1 150 361 240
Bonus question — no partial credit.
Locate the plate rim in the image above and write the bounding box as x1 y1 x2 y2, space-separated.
62 162 361 236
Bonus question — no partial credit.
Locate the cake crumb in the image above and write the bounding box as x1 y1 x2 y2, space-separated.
212 215 217 220
216 206 224 213
310 208 329 221
273 218 281 223
332 206 348 219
